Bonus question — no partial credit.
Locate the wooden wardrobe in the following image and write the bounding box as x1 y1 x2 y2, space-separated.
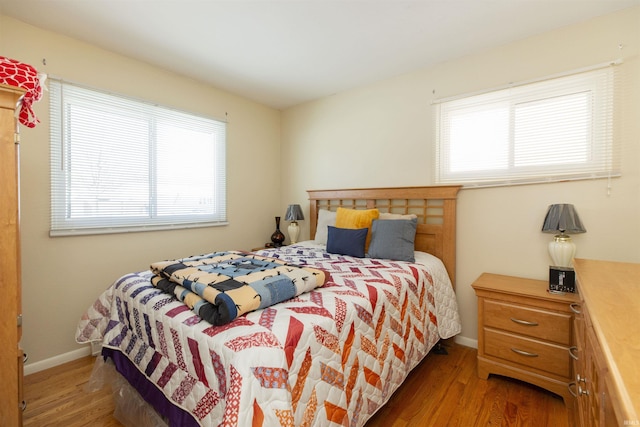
0 83 26 426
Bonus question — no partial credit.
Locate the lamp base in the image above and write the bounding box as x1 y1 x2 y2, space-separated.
288 222 300 244
548 234 576 268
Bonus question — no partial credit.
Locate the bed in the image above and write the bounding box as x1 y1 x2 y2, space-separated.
76 185 462 427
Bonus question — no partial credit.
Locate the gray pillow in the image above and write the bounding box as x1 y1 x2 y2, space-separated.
367 218 417 262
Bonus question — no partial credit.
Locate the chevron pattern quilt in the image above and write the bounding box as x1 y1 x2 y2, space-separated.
76 245 461 427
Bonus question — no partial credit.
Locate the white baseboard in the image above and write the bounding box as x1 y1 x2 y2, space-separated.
24 346 92 376
454 335 478 349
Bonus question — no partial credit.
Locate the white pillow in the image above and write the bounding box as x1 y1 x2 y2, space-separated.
379 212 418 220
314 209 337 244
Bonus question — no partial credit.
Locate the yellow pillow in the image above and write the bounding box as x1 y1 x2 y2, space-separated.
335 207 380 250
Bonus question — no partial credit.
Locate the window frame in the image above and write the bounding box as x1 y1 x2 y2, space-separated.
49 79 227 236
434 62 620 188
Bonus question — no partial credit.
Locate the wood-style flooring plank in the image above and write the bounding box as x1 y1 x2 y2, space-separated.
23 342 569 427
23 356 122 427
366 342 569 427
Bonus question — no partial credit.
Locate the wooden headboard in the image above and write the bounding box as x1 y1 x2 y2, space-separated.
307 186 461 287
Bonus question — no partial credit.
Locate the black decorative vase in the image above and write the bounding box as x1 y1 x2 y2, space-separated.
270 216 285 247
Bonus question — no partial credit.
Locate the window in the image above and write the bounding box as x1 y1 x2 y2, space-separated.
50 80 227 236
435 63 620 187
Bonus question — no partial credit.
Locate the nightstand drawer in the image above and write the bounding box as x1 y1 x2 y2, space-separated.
484 328 571 378
483 299 572 345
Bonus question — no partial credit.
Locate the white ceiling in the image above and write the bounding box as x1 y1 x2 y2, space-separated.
1 0 638 109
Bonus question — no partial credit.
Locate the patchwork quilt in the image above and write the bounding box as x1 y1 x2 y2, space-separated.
150 251 329 326
76 245 462 427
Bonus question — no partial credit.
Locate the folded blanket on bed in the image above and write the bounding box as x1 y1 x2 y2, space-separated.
150 250 329 325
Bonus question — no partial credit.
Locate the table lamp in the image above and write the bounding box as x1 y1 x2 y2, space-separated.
541 204 586 268
285 204 304 244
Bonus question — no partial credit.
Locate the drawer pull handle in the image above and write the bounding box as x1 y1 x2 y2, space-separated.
570 303 582 314
568 382 578 398
578 385 589 396
510 317 538 326
511 348 538 357
569 346 579 360
20 400 26 411
576 374 586 383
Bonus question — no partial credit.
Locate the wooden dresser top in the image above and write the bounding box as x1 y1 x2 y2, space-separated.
574 258 640 423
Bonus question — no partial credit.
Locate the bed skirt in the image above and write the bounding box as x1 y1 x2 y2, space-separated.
89 348 199 427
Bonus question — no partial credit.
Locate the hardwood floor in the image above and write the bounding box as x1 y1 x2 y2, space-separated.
23 355 121 427
366 342 569 427
23 342 569 427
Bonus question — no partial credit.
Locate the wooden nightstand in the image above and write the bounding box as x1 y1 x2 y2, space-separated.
472 272 579 407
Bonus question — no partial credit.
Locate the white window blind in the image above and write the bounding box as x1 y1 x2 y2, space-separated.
50 79 227 236
435 62 621 187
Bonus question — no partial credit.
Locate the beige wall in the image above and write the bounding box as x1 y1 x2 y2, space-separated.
281 7 640 346
1 16 283 368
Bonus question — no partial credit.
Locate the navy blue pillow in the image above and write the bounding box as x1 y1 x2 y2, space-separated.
326 226 368 258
